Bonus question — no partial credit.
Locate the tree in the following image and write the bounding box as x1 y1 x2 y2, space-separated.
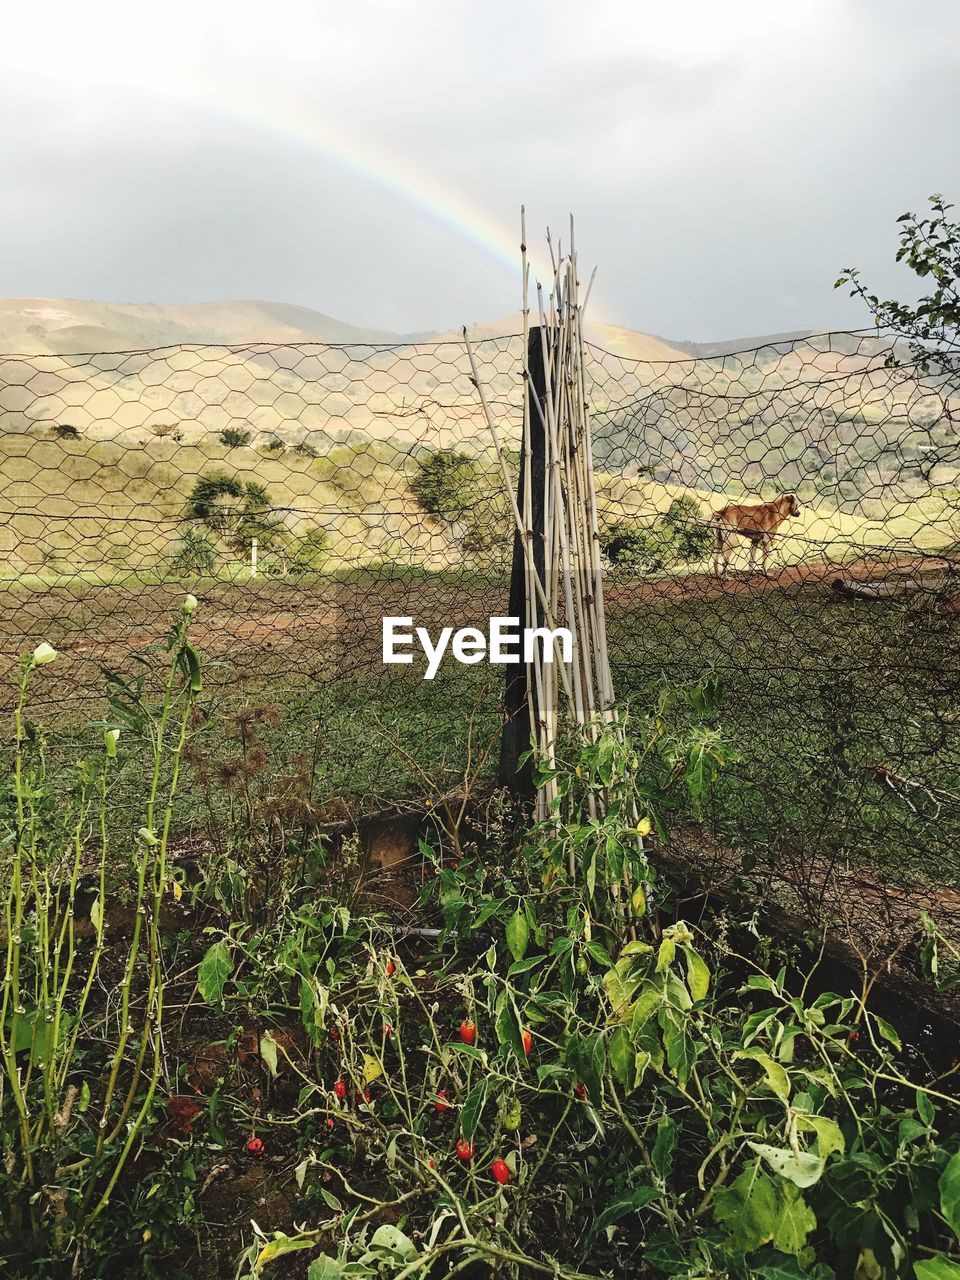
410 450 482 522
662 496 713 560
219 428 252 449
836 194 960 380
184 472 285 557
600 520 671 573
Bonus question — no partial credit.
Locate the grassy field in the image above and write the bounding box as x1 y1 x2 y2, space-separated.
5 566 957 910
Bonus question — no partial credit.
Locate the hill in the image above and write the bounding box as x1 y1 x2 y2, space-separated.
0 299 436 355
0 300 954 581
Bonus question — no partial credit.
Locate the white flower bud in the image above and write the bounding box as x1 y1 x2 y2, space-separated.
31 642 57 666
183 594 198 615
103 728 120 758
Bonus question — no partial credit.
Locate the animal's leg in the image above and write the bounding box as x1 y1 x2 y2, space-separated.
761 536 772 575
713 527 724 578
748 540 757 572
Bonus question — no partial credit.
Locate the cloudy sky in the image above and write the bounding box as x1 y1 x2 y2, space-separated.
3 0 959 338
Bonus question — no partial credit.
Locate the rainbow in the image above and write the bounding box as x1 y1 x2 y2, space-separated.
149 75 596 320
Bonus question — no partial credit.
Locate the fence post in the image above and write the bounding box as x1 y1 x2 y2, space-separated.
250 537 258 579
499 325 548 795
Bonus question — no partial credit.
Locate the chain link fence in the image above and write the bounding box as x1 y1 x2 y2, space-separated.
1 329 958 942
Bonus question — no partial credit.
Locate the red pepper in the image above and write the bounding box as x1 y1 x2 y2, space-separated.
491 1158 510 1185
455 1138 474 1162
459 1020 477 1046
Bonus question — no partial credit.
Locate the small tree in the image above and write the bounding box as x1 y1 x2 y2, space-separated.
289 527 329 574
410 450 482 522
184 473 285 559
600 520 671 572
662 496 712 561
219 428 252 449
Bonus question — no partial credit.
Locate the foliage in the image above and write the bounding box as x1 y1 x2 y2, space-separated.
601 497 712 572
0 601 202 1274
409 449 481 522
184 472 287 557
2 631 958 1279
220 428 252 449
836 194 960 378
409 448 511 558
170 526 219 574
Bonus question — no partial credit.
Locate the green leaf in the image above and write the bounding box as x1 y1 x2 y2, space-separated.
939 1151 960 1237
735 1049 791 1101
773 1183 817 1255
748 1142 825 1189
197 939 232 1006
587 1186 659 1242
255 1232 317 1267
656 937 676 972
307 1254 345 1279
796 1114 845 1161
651 1115 677 1180
663 1021 694 1086
608 1025 634 1087
917 1090 936 1127
505 908 529 962
714 1161 780 1252
460 1079 488 1140
682 945 710 1001
873 1015 902 1050
495 992 525 1061
915 1262 960 1280
260 1032 279 1078
366 1224 418 1263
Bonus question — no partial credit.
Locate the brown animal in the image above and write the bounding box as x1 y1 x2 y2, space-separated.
712 494 801 577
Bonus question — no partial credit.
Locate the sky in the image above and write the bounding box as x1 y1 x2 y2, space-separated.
2 0 959 339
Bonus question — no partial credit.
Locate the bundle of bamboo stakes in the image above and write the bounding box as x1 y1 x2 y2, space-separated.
465 212 621 828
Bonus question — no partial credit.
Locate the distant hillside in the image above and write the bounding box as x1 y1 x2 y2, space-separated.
0 299 436 354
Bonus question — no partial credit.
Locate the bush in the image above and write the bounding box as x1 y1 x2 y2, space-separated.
602 497 712 572
151 422 183 441
289 526 329 572
170 527 218 575
601 519 673 571
662 494 713 559
410 449 482 522
219 428 251 449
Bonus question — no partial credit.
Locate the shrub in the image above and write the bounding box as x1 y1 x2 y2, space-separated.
601 519 672 571
219 428 251 449
171 527 218 575
410 449 482 522
54 423 80 440
602 497 712 572
289 526 329 572
662 494 713 560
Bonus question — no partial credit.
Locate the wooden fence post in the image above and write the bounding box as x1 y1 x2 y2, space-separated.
499 325 548 794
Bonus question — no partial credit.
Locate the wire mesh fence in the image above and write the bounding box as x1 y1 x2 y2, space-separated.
1 329 958 941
